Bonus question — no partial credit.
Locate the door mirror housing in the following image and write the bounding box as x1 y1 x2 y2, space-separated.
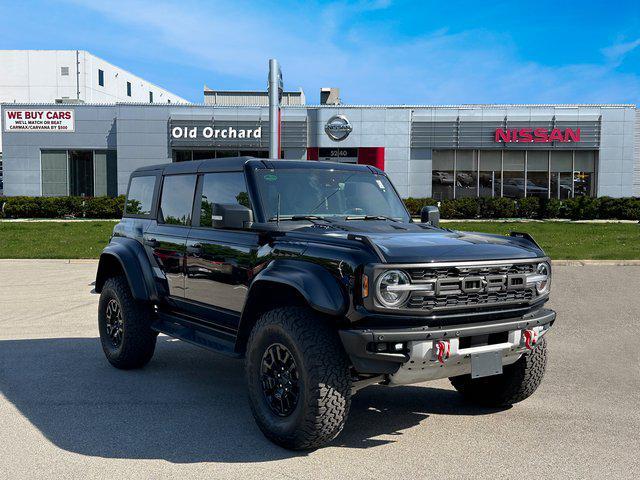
212 203 253 229
420 206 440 227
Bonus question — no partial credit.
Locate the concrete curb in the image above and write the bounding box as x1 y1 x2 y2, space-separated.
434 219 639 224
0 219 119 222
1 259 639 266
551 260 640 266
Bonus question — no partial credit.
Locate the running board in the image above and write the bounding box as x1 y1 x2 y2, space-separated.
152 313 241 358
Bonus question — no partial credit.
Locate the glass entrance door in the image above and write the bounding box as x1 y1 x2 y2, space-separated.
69 150 94 196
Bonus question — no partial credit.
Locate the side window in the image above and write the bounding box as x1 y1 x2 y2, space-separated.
199 172 250 227
158 174 197 226
125 176 156 216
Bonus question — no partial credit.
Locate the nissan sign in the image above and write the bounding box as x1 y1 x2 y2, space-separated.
325 115 352 141
495 128 580 143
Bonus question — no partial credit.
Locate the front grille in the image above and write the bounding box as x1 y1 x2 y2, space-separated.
409 263 535 281
407 288 534 310
403 261 538 312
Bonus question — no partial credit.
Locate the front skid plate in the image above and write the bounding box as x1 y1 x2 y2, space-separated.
388 325 549 385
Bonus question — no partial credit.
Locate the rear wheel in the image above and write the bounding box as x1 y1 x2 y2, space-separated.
98 275 157 369
245 307 352 450
450 337 548 407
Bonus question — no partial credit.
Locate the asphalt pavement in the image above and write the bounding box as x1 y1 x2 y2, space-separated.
0 260 638 479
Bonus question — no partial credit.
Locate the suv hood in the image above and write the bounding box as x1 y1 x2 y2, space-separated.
286 221 544 263
363 230 543 263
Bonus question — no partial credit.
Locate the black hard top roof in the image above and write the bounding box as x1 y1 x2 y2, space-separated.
132 157 382 175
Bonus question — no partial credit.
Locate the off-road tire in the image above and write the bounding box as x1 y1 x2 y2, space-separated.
98 275 157 369
449 337 548 407
245 307 352 450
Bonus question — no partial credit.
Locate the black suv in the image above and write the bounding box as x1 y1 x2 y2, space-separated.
95 157 555 450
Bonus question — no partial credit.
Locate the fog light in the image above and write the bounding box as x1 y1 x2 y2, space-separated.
375 343 387 352
392 343 405 352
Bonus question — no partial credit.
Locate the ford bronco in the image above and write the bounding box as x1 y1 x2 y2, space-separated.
95 157 555 450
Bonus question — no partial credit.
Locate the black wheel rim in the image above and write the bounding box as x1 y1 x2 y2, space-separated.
105 298 123 348
260 343 300 417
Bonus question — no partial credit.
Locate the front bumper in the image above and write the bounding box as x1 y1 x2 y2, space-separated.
339 308 556 378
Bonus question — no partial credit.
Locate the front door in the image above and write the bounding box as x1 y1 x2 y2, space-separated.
184 171 259 329
185 229 258 313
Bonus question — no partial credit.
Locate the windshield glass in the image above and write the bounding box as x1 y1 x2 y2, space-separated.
254 168 410 222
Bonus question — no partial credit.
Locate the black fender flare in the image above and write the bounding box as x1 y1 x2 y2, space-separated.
95 237 158 302
235 259 349 353
248 259 348 316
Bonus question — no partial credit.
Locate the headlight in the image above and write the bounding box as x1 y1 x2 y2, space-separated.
375 270 411 308
535 262 551 294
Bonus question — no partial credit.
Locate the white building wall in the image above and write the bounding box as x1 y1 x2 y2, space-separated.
0 50 189 152
634 110 640 197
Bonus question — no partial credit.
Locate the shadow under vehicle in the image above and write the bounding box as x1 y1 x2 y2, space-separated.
94 157 555 450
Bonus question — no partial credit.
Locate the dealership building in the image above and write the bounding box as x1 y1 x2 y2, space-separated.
1 98 639 199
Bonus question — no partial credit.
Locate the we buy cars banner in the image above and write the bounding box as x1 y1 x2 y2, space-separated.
3 109 75 132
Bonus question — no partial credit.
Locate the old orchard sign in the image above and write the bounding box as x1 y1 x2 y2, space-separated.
169 119 266 148
171 125 262 140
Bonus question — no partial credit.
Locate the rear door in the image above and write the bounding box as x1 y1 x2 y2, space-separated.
143 173 197 299
184 171 259 330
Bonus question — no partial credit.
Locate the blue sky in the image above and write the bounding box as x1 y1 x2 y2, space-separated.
2 0 639 105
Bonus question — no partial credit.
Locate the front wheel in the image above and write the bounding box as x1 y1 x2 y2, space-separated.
245 307 352 450
450 337 548 407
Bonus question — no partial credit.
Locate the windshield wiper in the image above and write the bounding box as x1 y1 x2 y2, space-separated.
344 215 401 222
268 215 335 223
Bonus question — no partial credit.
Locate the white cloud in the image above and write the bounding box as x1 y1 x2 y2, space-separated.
65 0 639 104
602 38 640 65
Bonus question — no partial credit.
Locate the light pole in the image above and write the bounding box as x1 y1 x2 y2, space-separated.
268 59 282 159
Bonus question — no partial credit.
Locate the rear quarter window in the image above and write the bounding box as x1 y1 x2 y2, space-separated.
125 175 156 216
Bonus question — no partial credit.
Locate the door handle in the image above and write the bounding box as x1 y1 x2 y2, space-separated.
187 243 203 253
144 237 159 248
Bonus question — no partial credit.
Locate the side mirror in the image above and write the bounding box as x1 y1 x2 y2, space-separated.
212 203 253 229
420 205 440 227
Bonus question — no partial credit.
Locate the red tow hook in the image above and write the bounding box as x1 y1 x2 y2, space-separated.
434 340 451 364
523 329 539 350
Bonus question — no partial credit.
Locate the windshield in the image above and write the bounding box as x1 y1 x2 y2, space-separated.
254 168 410 222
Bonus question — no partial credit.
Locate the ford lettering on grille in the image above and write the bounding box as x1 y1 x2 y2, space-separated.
435 274 527 296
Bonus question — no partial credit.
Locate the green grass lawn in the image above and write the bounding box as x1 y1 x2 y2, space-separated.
0 220 637 259
0 221 116 259
442 221 639 260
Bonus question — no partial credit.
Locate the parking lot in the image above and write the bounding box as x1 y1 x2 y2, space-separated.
0 260 638 479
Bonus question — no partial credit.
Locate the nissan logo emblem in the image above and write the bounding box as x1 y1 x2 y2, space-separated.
325 114 352 141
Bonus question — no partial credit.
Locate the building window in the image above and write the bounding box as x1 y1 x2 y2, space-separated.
41 150 118 198
430 149 596 200
41 151 69 196
479 150 501 197
431 150 455 201
526 151 550 199
455 150 478 198
574 151 596 197
550 151 573 199
61 67 69 76
98 69 104 87
149 91 153 103
502 151 525 198
126 81 132 97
